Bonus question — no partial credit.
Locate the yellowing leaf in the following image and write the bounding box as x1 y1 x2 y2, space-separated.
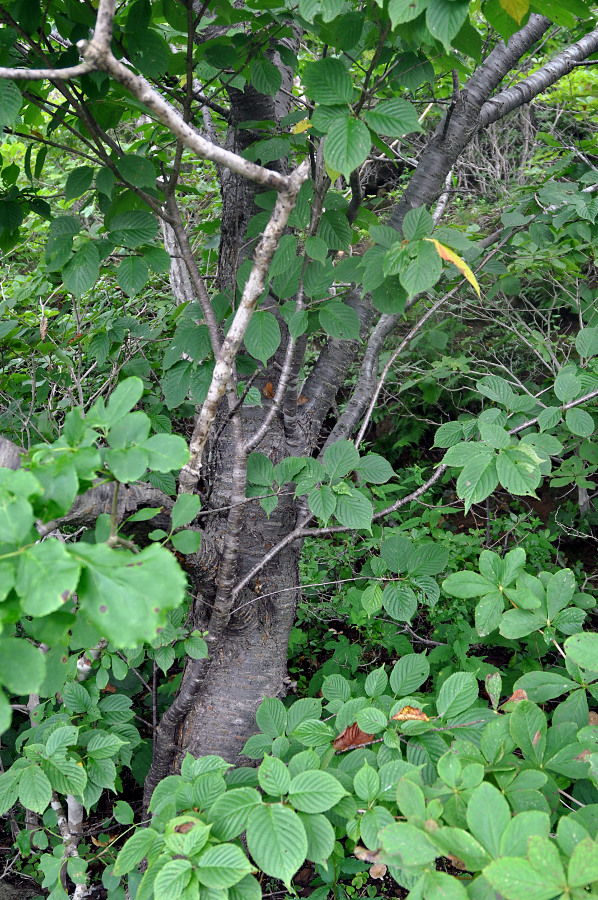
426 239 481 298
498 0 529 25
292 118 312 134
391 705 429 722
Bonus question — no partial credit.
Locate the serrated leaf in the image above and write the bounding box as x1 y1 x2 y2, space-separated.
319 300 360 340
244 311 281 366
437 672 478 718
110 211 158 248
118 256 149 297
565 407 595 438
0 637 46 694
65 166 95 201
288 771 347 812
399 240 443 297
15 539 81 616
324 116 371 179
303 57 352 105
246 803 307 887
334 489 372 531
62 243 100 297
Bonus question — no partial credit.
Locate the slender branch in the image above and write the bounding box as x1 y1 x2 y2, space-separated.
0 61 94 79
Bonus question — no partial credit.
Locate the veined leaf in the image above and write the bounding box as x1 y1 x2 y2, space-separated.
426 239 480 297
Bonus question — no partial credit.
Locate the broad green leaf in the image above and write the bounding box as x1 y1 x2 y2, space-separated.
142 434 189 471
105 446 148 483
208 788 262 841
318 210 352 250
527 835 565 888
365 665 388 697
100 376 144 426
18 764 52 813
247 451 275 486
402 206 434 242
354 763 380 804
467 781 511 857
246 803 307 887
288 771 347 812
388 0 428 26
16 539 81 616
323 439 360 479
0 638 46 694
365 98 422 138
65 166 94 201
334 489 372 531
437 672 478 718
251 57 283 95
554 369 582 402
110 211 158 248
308 485 336 523
382 582 417 622
256 698 287 738
484 858 563 900
355 454 395 484
303 57 352 105
74 543 186 647
171 493 201 530
244 311 281 366
443 572 495 598
62 243 100 297
565 632 598 670
424 870 468 900
496 448 540 496
568 836 598 888
498 0 529 25
457 455 498 512
499 607 544 639
390 654 429 695
356 706 388 734
258 755 291 796
116 155 156 189
0 80 22 131
196 844 253 889
298 812 335 865
319 300 360 340
153 859 193 900
538 406 561 431
509 700 546 763
575 326 598 358
513 671 577 703
565 407 595 438
426 0 470 48
118 256 149 297
430 827 491 872
378 822 437 866
325 116 371 179
399 239 443 296
0 769 19 816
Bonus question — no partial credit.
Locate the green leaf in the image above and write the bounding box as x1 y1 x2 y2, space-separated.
244 311 281 366
258 756 291 796
0 638 46 694
16 539 80 616
325 116 371 179
246 803 307 887
318 210 352 251
565 407 595 438
118 256 149 297
334 489 372 531
256 698 287 738
171 530 201 554
390 654 430 695
323 439 360 479
142 434 189 471
378 822 437 866
483 858 563 900
171 493 201 530
209 788 262 841
426 0 470 48
288 771 347 813
565 632 598 669
467 781 511 857
365 98 422 139
430 827 490 871
354 763 380 804
18 765 52 813
388 0 428 27
568 836 598 887
0 80 22 131
298 812 335 865
110 211 158 248
356 706 388 734
74 543 186 647
554 369 582 402
443 571 495 599
355 453 395 484
496 448 541 496
402 207 434 242
63 243 100 297
400 240 443 297
154 859 193 900
383 582 417 622
247 452 275 486
251 57 283 95
575 326 598 358
319 300 360 340
538 406 561 431
0 769 19 816
308 485 336 523
105 446 148 482
100 376 144 426
161 360 192 409
117 155 156 189
196 844 253 889
509 700 546 763
303 57 352 105
437 672 478 718
113 801 135 824
365 665 388 697
457 455 498 513
65 166 95 201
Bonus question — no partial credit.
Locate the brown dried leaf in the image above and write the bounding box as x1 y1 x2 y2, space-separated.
263 382 275 399
40 315 48 341
589 710 598 725
446 854 468 871
333 722 375 751
392 705 429 722
354 846 380 863
369 864 387 880
504 689 527 704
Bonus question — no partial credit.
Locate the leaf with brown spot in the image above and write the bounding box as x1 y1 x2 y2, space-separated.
503 689 527 704
532 729 542 748
333 722 375 751
391 706 429 722
174 821 196 833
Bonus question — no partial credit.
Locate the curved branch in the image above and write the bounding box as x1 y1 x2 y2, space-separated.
0 62 94 79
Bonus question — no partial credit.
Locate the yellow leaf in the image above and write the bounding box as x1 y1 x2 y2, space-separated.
292 118 312 134
498 0 529 25
391 705 429 722
426 239 481 298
